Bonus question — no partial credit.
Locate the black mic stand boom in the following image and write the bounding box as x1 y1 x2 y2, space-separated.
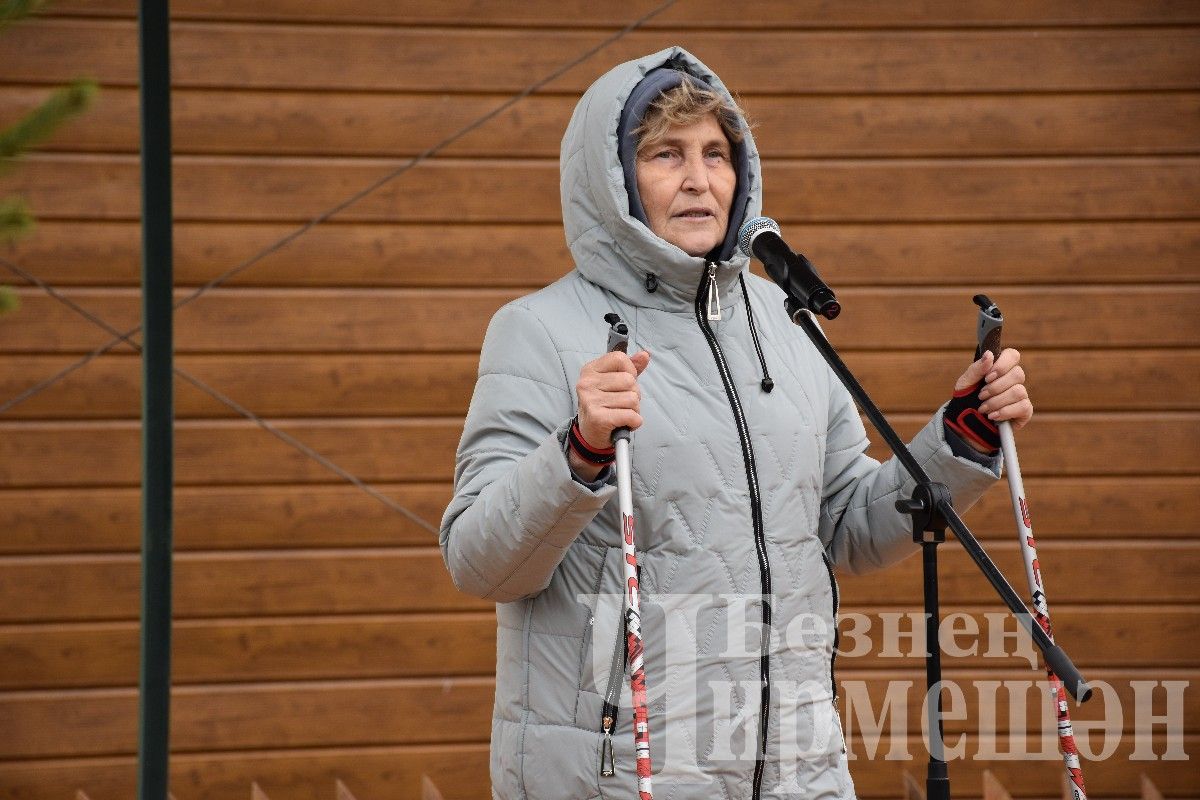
781 297 1091 800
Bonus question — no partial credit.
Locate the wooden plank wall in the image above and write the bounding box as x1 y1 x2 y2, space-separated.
1 2 1198 798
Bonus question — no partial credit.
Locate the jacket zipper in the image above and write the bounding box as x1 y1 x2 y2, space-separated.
706 263 722 320
820 550 841 703
695 262 772 800
600 606 627 777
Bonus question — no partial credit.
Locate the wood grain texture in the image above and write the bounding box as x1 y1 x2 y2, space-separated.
0 483 452 553
1 476 1193 556
0 738 1194 800
7 154 1200 223
6 87 1199 158
0 612 497 689
6 20 1200 93
0 669 1191 761
0 744 493 800
0 549 488 622
0 419 463 488
837 541 1200 606
0 677 497 758
0 348 1194 420
8 221 1198 288
0 601 1193 689
40 0 1200 27
2 286 1196 355
0 414 1196 490
2 542 1194 623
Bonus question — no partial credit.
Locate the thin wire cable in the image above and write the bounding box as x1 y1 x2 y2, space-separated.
0 253 440 534
173 370 441 535
0 0 682 417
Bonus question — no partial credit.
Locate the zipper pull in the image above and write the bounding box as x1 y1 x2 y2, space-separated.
706 263 721 321
601 716 616 776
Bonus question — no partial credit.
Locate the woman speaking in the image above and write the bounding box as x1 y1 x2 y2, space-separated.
440 47 1032 800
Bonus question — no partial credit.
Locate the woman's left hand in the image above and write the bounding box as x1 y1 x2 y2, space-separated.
953 347 1034 440
975 348 1033 429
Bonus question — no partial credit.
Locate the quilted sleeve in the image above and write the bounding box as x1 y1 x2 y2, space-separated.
817 377 1001 576
439 302 616 602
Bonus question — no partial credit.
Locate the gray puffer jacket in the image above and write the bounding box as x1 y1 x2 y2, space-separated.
441 47 999 800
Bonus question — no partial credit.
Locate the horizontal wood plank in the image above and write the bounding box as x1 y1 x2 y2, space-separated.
0 612 497 689
0 288 513 354
6 87 1199 158
0 348 1194 420
0 549 488 622
0 597 1193 687
0 413 1196 492
0 668 1193 759
9 220 1198 289
838 541 1200 606
1 542 1195 622
1 476 1193 556
836 668 1200 736
7 21 1200 93
0 353 480 419
0 677 496 758
862 413 1200 476
0 418 465 487
1 287 1196 355
41 0 1200 27
0 414 1194 491
0 737 1193 800
0 483 452 553
7 154 1200 223
0 744 493 800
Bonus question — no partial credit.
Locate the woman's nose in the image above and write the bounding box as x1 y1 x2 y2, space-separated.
680 154 710 193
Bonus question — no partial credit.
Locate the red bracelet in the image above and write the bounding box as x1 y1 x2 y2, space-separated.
568 417 615 464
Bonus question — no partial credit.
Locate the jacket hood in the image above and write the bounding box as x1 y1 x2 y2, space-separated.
559 47 763 311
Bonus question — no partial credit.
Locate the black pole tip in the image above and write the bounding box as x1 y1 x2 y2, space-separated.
972 294 993 309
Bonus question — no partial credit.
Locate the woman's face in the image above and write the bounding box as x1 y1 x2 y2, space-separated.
635 114 735 258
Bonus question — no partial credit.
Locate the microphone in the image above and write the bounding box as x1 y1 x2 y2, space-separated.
738 217 841 320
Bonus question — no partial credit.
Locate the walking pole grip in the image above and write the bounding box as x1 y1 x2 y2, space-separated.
605 312 632 444
973 294 1003 360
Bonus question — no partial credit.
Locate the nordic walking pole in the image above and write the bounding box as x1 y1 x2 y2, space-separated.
605 312 654 800
972 295 1088 800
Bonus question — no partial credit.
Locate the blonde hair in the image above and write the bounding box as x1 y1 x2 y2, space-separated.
633 77 747 155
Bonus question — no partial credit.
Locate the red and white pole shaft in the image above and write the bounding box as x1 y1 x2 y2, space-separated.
974 296 1087 800
606 313 653 800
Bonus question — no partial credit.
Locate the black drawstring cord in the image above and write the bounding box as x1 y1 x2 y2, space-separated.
740 273 775 393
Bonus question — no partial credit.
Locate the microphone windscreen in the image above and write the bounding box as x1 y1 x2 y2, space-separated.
738 216 780 258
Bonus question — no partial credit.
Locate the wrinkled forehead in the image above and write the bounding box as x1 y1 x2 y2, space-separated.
637 113 732 153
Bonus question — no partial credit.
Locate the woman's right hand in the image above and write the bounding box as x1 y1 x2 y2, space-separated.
570 349 651 480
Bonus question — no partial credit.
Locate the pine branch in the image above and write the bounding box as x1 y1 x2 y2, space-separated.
0 0 47 31
0 286 18 315
0 1 92 318
0 79 98 163
0 196 34 243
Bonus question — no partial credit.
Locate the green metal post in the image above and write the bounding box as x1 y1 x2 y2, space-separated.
137 1 173 798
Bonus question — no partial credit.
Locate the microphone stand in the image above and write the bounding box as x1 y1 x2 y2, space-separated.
781 298 1092 800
